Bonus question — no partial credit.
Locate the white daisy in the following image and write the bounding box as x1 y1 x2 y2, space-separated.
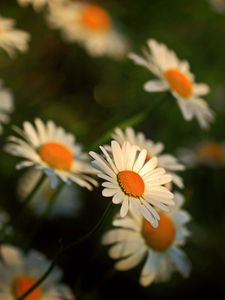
5 118 98 189
112 127 185 188
17 169 82 218
0 80 14 134
102 192 191 286
129 39 214 129
209 0 225 13
178 141 225 168
0 15 30 57
89 140 174 228
0 245 74 299
47 1 129 59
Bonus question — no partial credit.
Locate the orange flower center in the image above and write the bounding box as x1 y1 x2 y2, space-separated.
13 276 41 300
39 142 73 170
81 4 112 31
146 154 151 161
198 143 225 162
164 68 193 98
117 170 145 197
142 213 175 251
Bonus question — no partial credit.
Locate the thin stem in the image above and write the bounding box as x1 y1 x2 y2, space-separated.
0 173 47 242
89 93 168 151
44 181 65 218
21 173 47 210
17 202 113 300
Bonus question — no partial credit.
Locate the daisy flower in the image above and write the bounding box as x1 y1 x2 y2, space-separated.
47 1 129 58
178 141 225 168
0 245 74 299
5 118 98 189
102 192 191 286
209 0 225 13
0 80 14 134
17 169 82 218
89 140 174 228
129 39 214 129
0 15 30 57
112 127 185 188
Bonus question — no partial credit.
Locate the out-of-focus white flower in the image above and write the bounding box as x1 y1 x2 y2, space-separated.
103 192 191 286
17 169 82 218
0 80 14 134
17 0 66 11
129 39 214 129
0 16 30 57
47 1 129 59
209 0 225 13
5 118 98 189
178 141 225 167
112 127 185 188
90 140 174 228
0 245 74 299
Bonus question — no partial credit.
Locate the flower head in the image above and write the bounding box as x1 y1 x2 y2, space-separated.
209 0 225 13
0 245 74 299
129 39 214 129
90 140 174 227
5 118 98 189
0 16 30 57
112 127 185 188
178 141 225 168
102 192 191 286
47 1 129 58
0 80 14 134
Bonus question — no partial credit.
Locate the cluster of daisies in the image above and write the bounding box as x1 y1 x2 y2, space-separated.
2 117 190 288
0 0 224 298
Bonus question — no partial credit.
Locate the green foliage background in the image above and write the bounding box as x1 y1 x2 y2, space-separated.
1 0 225 299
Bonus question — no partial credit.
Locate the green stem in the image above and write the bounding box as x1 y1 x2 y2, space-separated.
0 173 47 242
89 93 167 151
17 202 113 300
44 181 65 218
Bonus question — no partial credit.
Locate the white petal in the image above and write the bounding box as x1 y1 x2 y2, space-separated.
144 80 168 92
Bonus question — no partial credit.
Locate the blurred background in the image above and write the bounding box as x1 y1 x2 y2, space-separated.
1 0 225 299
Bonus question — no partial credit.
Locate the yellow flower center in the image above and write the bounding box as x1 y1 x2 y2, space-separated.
39 142 73 170
142 213 175 251
164 68 193 98
117 170 145 197
81 4 112 31
198 143 225 162
13 276 41 300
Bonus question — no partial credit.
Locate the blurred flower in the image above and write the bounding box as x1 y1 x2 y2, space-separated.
47 1 129 58
89 140 174 227
5 118 98 189
0 245 74 299
178 141 225 167
129 39 214 129
102 192 191 286
17 0 66 11
0 15 30 57
209 0 225 13
0 80 14 134
112 127 185 188
0 211 12 236
17 169 82 218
